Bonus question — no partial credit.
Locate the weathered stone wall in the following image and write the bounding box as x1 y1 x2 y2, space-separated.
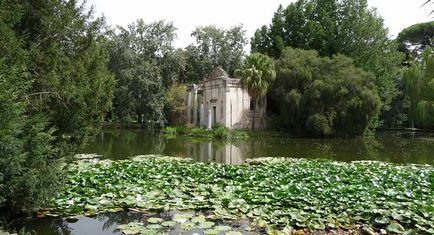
188 67 268 130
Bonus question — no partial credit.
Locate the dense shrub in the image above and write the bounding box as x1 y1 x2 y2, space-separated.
272 47 381 137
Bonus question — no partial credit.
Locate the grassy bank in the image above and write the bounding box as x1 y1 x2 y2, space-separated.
162 125 287 140
46 156 434 234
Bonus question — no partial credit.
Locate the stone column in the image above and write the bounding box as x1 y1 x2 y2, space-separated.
186 90 192 125
207 109 212 129
193 87 198 126
199 104 204 126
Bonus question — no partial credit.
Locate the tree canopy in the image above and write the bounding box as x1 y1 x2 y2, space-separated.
403 48 434 129
251 0 403 113
108 19 181 124
272 47 381 137
184 25 247 83
0 0 114 213
397 21 434 60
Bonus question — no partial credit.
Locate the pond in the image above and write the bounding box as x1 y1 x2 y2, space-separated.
12 210 259 235
9 129 434 235
80 129 434 165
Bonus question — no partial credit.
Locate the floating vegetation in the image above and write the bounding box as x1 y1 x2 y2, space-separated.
49 156 434 234
115 211 255 235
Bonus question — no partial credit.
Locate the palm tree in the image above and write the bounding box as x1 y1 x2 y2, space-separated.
235 53 276 130
423 0 434 14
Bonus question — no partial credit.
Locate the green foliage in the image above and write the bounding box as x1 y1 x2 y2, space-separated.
235 53 276 130
403 47 434 129
109 19 181 124
184 25 247 83
162 126 248 140
251 0 403 113
164 83 187 125
162 127 177 135
0 0 114 214
397 21 434 60
49 157 434 233
273 47 381 137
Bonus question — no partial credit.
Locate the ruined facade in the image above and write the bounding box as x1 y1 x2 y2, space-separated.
186 67 267 130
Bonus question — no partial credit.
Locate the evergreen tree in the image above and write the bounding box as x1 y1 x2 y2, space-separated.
0 0 114 214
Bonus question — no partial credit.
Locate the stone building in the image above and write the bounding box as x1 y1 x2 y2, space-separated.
186 67 267 130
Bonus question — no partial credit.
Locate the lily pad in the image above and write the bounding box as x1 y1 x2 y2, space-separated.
199 221 215 229
173 213 191 223
387 222 405 234
225 231 242 235
204 229 220 235
145 224 162 230
161 221 177 227
147 217 164 224
181 221 196 230
215 225 232 231
191 214 206 223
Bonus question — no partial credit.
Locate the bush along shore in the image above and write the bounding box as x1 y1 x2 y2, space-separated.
40 156 434 235
162 125 287 140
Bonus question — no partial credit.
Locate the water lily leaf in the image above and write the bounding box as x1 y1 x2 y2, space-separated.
375 216 390 224
387 222 405 234
139 229 159 235
123 228 141 235
199 221 215 229
191 214 206 223
204 229 219 235
147 217 163 224
181 221 195 230
225 231 242 235
161 221 176 227
145 224 161 230
215 225 232 231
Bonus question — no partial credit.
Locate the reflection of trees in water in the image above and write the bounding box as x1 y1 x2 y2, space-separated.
82 130 167 159
361 134 381 161
375 131 434 164
96 211 146 232
14 217 72 235
83 129 434 164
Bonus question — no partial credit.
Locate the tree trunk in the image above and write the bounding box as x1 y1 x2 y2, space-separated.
252 99 256 131
410 107 415 129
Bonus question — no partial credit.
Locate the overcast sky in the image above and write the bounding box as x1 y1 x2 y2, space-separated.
87 0 432 50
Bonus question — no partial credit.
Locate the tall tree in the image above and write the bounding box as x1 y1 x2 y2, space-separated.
403 48 434 129
235 53 276 130
185 25 247 83
251 0 403 115
108 19 181 124
397 21 434 61
0 0 114 214
272 47 381 137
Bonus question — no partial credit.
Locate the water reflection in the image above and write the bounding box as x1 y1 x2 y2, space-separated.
12 211 149 235
80 129 434 165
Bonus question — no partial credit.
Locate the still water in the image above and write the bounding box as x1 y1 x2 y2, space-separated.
80 129 434 165
10 129 434 235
